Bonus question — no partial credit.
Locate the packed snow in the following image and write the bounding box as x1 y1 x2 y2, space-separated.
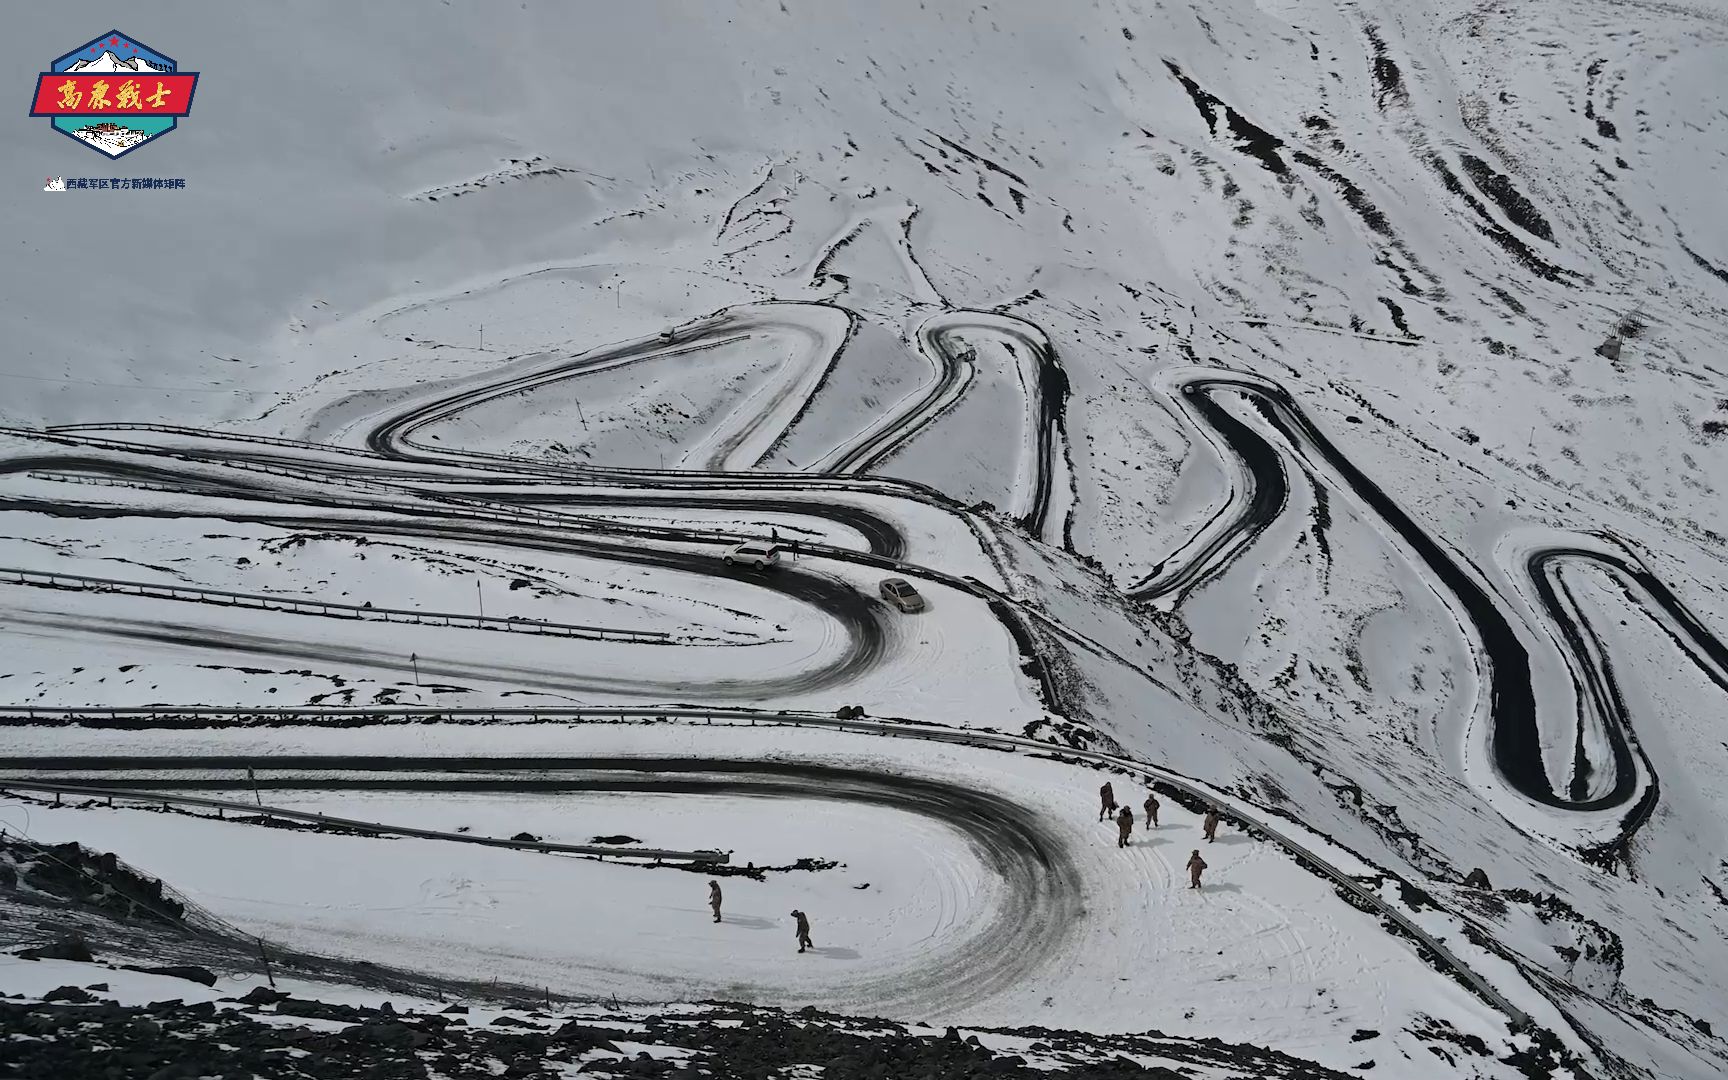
4 1 1727 1077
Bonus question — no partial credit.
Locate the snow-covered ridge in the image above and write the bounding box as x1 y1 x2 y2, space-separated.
63 50 167 74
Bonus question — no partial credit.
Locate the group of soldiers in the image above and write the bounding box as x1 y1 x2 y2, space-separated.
707 879 815 953
699 779 1232 953
1098 781 1221 889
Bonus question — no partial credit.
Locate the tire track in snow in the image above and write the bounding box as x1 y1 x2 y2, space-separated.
6 755 1081 1022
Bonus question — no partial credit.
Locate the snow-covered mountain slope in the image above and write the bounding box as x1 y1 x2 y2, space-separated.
4 1 1727 1076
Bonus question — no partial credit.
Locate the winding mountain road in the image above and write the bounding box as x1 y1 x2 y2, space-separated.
1132 368 1728 844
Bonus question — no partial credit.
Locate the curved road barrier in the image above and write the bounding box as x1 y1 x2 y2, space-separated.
0 778 727 865
0 566 675 644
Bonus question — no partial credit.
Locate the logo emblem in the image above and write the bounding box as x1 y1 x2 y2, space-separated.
29 30 198 158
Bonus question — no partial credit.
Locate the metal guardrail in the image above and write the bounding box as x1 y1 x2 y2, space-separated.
0 704 1534 1028
22 422 944 503
10 429 1024 615
0 778 727 865
28 471 188 495
0 566 674 643
12 426 543 516
0 705 835 727
24 460 608 535
15 432 760 550
46 423 395 461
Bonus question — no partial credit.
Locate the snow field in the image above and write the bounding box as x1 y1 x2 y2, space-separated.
4 722 1524 1077
0 511 777 643
4 0 1727 1072
0 486 1047 726
8 789 989 1013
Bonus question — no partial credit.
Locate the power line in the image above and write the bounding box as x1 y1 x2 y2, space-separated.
0 370 262 395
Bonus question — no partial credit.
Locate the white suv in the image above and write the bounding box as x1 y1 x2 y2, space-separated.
724 541 783 569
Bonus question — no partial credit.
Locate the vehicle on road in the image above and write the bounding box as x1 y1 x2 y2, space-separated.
725 541 783 569
879 577 925 612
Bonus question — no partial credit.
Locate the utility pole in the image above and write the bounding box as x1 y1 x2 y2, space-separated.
476 580 485 620
246 767 262 807
410 652 420 687
256 938 276 989
575 397 588 430
479 323 485 351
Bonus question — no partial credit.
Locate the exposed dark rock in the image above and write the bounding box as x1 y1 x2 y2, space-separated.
274 997 364 1022
1457 153 1555 242
16 934 95 962
554 1019 624 1053
2 837 184 925
347 1019 433 1048
0 994 1363 1079
123 964 218 987
1164 61 1288 175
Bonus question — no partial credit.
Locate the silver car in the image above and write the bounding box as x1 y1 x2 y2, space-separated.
879 577 925 612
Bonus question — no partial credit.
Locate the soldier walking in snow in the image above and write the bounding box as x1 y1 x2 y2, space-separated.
791 909 814 953
1186 849 1208 889
1116 805 1134 848
1143 791 1159 829
708 880 723 923
1202 809 1221 843
1098 781 1117 822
